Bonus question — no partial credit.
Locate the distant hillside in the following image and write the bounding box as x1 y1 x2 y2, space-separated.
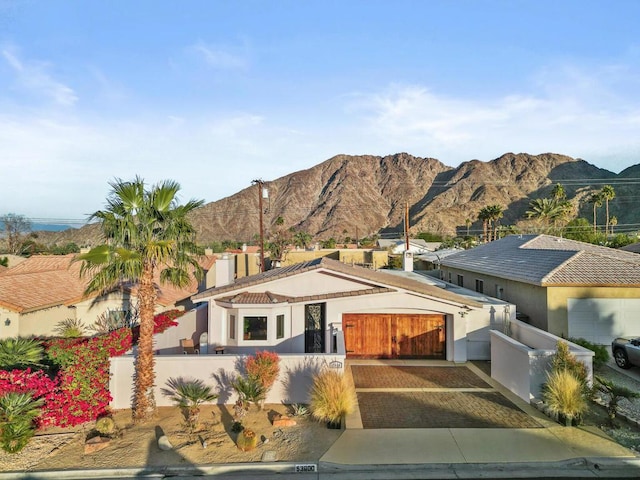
34 152 638 246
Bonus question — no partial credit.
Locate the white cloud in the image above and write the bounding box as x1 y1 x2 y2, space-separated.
347 63 640 170
1 46 78 107
189 41 248 70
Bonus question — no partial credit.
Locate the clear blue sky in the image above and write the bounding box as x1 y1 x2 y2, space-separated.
2 0 640 223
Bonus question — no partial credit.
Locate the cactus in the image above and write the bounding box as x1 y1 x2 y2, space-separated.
236 428 258 452
95 416 116 436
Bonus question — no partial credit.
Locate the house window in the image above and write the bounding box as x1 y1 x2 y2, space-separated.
229 315 236 340
475 279 484 294
448 272 452 283
457 274 464 287
243 316 267 340
496 286 504 299
276 314 285 339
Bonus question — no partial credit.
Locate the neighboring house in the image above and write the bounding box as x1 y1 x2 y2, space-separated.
192 256 514 362
620 242 640 254
440 234 640 345
0 253 216 339
377 238 439 254
415 248 464 271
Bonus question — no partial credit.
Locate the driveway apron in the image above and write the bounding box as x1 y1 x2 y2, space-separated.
349 361 542 429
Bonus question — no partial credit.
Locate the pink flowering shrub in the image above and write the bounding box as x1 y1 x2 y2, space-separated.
0 310 182 429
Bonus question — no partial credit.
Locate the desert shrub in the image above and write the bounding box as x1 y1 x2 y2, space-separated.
595 376 640 423
245 351 280 391
0 391 44 453
289 403 310 417
162 377 218 432
309 370 356 426
568 337 609 369
552 340 588 391
543 369 587 424
0 338 44 371
231 375 265 410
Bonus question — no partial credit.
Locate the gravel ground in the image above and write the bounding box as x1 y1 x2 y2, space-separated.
591 364 640 453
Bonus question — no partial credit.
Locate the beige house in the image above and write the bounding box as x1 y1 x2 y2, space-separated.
440 234 640 345
0 254 216 339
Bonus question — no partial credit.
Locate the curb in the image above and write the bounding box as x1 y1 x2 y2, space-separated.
3 457 640 480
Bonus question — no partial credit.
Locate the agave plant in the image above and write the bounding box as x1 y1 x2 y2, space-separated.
0 337 44 370
53 318 87 338
0 392 44 453
162 377 218 432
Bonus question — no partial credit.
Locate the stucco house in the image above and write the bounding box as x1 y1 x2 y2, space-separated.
0 253 216 339
191 256 514 363
377 238 439 254
440 234 640 345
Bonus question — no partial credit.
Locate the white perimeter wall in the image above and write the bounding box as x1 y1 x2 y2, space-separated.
109 351 346 409
491 319 594 402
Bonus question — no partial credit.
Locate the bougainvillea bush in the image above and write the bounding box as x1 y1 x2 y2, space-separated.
0 310 182 429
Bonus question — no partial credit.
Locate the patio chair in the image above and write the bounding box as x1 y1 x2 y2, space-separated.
181 338 199 354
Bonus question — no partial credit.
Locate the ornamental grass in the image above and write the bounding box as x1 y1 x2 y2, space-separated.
309 370 356 425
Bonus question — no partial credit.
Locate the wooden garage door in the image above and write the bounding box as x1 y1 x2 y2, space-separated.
343 313 445 359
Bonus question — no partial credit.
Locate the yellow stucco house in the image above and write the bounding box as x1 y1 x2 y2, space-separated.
440 234 640 345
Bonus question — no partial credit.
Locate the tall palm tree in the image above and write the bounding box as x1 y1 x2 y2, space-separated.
487 204 504 241
477 207 491 242
589 192 603 234
551 183 566 201
77 177 204 423
600 185 616 234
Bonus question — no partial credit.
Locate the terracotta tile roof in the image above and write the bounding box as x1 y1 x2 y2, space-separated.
0 255 91 313
0 254 214 313
193 257 480 307
441 234 640 287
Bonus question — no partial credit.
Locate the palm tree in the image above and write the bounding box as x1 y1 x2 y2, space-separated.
77 177 204 423
487 204 504 241
600 185 616 234
551 183 566 201
588 192 603 234
610 215 618 235
477 207 491 242
526 198 573 234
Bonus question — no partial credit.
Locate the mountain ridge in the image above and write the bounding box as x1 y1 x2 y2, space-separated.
33 152 638 246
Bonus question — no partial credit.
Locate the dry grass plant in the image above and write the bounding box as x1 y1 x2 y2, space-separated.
543 369 587 423
309 370 356 425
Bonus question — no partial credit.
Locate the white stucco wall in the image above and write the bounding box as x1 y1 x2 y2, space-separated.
109 352 346 409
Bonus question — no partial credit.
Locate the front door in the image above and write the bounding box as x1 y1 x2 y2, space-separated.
343 313 445 359
305 303 326 353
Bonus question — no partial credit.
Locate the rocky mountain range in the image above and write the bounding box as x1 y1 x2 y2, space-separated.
35 152 639 247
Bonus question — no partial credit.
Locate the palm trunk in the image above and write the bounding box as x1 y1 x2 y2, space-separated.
132 264 157 422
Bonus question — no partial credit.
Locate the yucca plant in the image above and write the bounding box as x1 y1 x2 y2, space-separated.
596 376 640 424
53 318 87 338
543 369 587 426
0 337 44 370
162 378 218 432
309 370 356 428
0 392 44 453
231 375 266 410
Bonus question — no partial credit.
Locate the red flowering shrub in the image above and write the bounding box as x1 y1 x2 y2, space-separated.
131 309 182 344
245 350 280 390
0 310 181 429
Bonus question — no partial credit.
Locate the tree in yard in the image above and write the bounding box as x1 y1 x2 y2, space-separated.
588 192 603 234
266 216 291 267
0 214 31 254
77 177 204 423
600 185 616 234
477 207 491 242
609 215 618 235
292 230 312 250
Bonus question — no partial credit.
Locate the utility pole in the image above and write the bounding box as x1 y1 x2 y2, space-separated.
252 179 266 272
405 202 410 251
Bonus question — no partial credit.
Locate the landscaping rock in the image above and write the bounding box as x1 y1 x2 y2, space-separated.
84 436 111 454
272 414 297 427
261 450 277 462
157 435 173 451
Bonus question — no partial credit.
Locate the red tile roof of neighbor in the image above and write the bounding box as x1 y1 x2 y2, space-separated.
0 254 217 313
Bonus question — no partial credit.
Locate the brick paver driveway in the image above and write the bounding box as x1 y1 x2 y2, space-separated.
351 364 542 429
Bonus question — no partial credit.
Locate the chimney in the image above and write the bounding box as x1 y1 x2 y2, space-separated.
403 251 414 272
215 253 235 288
